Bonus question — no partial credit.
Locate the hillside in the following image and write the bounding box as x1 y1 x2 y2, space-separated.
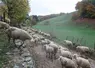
33 13 95 48
38 13 65 21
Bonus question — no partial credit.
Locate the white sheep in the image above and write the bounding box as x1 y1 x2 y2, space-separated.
49 42 59 56
58 56 77 68
73 54 91 68
58 46 69 51
0 21 10 29
6 27 32 45
56 48 73 59
76 46 90 54
39 36 45 40
27 29 32 33
44 45 54 60
41 39 50 45
63 40 73 47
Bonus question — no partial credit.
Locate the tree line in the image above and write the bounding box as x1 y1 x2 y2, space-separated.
0 0 30 27
73 0 95 20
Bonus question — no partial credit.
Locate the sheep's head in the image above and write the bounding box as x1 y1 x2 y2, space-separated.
73 54 79 59
58 56 67 65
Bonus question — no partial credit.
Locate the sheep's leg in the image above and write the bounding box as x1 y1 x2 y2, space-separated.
50 53 52 59
50 52 52 59
61 63 64 68
7 35 11 43
53 52 55 60
51 53 53 62
46 52 48 58
13 38 17 47
48 52 50 59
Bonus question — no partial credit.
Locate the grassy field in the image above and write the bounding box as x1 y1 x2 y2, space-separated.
33 13 95 48
0 30 10 68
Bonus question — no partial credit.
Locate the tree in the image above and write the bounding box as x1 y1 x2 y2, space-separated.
75 0 95 18
32 15 39 22
1 0 30 27
0 2 8 22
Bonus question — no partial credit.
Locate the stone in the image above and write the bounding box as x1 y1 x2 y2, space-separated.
13 64 19 68
24 57 32 62
6 52 13 55
22 52 31 57
15 39 23 46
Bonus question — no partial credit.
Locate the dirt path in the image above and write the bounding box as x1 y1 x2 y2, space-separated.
27 45 62 68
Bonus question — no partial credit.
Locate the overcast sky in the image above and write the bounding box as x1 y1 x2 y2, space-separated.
29 0 82 15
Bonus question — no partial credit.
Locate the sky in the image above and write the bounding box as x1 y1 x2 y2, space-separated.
29 0 82 15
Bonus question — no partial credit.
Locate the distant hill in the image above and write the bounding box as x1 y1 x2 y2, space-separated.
38 13 65 21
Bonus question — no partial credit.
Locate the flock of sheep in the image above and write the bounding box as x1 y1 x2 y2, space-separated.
40 40 91 68
0 21 93 68
23 27 91 68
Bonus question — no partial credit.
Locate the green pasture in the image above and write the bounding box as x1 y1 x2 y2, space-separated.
33 13 95 48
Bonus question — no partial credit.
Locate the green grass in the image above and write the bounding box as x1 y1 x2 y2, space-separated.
0 30 10 68
33 13 95 48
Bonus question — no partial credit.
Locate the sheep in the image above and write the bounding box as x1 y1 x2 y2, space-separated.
58 46 69 51
27 29 32 33
49 42 58 57
40 36 45 40
6 27 32 47
23 39 36 47
41 39 50 45
76 46 90 55
63 40 73 47
56 48 73 59
58 56 77 68
73 54 91 68
44 45 54 60
0 21 10 29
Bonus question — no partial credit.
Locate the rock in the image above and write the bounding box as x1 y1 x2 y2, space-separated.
27 60 33 65
22 52 31 57
15 39 23 46
26 65 34 68
6 52 13 55
24 57 32 62
22 62 27 67
13 64 20 68
22 44 26 48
